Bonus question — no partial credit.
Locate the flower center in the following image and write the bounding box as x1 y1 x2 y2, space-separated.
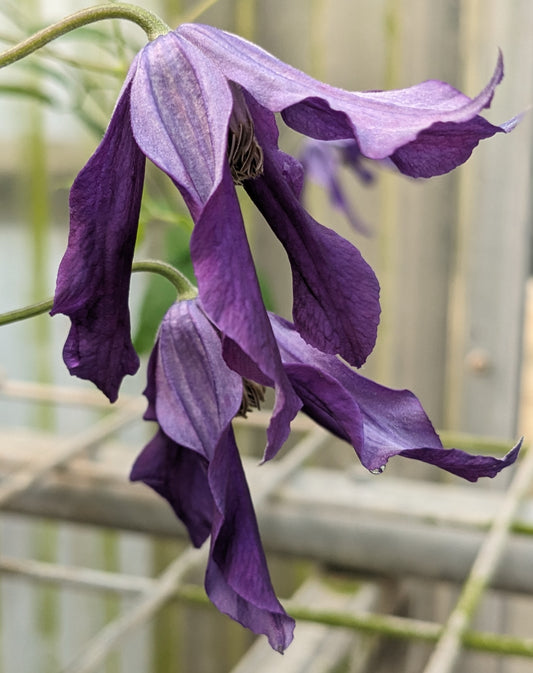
236 378 266 418
228 123 264 184
228 85 263 185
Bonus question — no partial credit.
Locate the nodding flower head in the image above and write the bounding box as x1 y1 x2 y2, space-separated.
52 25 512 404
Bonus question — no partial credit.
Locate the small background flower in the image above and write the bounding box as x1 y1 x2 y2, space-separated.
299 137 376 235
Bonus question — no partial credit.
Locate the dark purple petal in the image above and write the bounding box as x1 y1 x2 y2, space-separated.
245 102 380 367
400 441 522 482
190 165 302 460
130 31 232 218
130 429 213 547
282 362 365 452
206 426 295 652
178 24 508 172
153 300 242 461
390 117 506 178
51 78 144 402
271 314 520 480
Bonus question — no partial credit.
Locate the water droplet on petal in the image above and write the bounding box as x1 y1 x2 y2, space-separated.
369 465 386 475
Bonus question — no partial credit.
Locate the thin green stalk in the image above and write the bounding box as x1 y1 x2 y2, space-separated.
175 584 533 659
0 259 197 326
0 3 170 68
132 260 197 299
0 297 54 326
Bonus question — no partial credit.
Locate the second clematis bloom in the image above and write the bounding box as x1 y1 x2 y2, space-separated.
130 299 297 653
131 298 520 650
300 138 376 235
52 22 516 408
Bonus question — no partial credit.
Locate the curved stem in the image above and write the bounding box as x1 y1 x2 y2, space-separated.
0 259 197 326
0 3 170 69
132 259 197 300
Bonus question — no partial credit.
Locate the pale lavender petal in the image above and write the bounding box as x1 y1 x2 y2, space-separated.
179 24 508 172
51 79 144 402
130 31 232 218
153 300 242 461
206 426 295 652
271 314 520 480
245 101 380 367
130 429 213 547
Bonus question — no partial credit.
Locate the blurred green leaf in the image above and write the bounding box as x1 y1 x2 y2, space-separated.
0 83 55 104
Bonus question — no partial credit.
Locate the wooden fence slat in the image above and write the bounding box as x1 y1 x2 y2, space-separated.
446 0 533 439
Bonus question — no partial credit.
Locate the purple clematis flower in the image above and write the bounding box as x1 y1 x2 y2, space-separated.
131 298 519 650
52 23 515 408
300 138 375 235
130 299 296 652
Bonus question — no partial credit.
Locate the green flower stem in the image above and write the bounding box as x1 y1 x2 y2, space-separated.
0 259 197 326
0 297 54 326
132 260 197 300
0 3 171 69
175 583 533 658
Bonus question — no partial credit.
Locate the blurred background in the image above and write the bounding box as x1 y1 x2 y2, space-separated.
0 0 532 672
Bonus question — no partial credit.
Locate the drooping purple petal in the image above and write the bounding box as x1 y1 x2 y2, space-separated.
206 426 295 652
400 442 522 482
130 429 213 547
390 116 507 178
178 24 509 173
152 300 243 461
271 314 520 480
245 100 380 368
51 77 144 402
190 165 302 460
